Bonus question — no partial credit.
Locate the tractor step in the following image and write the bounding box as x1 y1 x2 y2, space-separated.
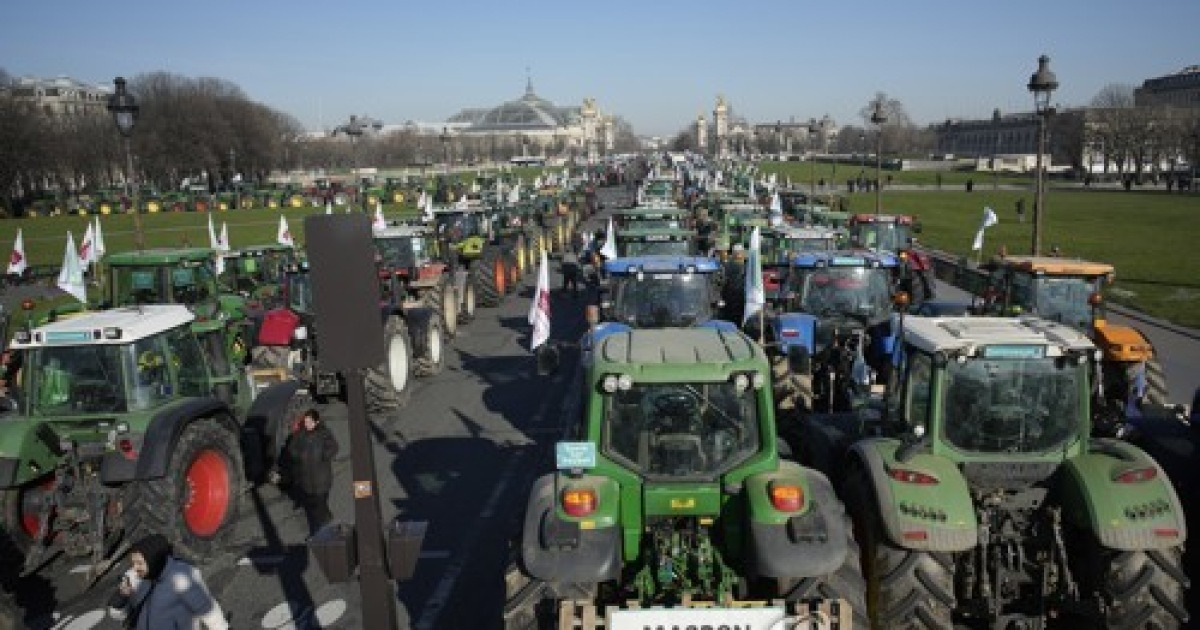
554 598 852 630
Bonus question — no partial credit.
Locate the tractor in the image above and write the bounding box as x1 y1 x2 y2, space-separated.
217 244 298 309
504 327 865 628
794 314 1189 629
374 223 474 341
592 256 730 334
767 251 902 415
432 208 519 308
0 305 309 573
759 225 842 307
613 227 699 258
973 255 1169 429
612 206 691 231
846 214 936 305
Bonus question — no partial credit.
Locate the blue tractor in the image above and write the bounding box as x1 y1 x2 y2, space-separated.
767 251 902 414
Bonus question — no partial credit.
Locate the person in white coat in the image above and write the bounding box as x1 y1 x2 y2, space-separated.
108 534 228 629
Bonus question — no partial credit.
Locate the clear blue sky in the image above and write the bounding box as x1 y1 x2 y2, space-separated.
3 0 1197 138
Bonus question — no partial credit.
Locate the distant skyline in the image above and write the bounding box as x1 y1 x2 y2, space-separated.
2 1 1197 138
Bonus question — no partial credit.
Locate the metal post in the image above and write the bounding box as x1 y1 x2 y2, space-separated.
344 369 400 630
875 131 883 216
125 138 143 250
1032 115 1046 256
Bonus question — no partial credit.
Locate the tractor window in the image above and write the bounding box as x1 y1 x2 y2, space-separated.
27 345 127 415
903 352 934 429
795 267 892 322
112 267 167 306
942 356 1082 454
375 237 418 269
603 381 759 479
171 265 216 306
1031 277 1094 330
129 335 173 410
287 272 312 313
611 274 713 327
166 327 209 397
620 239 692 257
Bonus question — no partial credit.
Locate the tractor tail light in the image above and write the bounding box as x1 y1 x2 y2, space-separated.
118 438 138 461
1114 467 1157 483
888 468 939 485
769 482 805 512
561 488 597 517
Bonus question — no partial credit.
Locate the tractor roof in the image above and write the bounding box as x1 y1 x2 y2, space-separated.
616 227 696 239
220 244 294 259
104 247 216 265
790 250 899 268
12 305 194 348
764 225 840 240
594 328 765 380
373 225 431 238
604 255 720 275
617 206 688 216
851 213 915 224
990 255 1114 277
902 316 1095 357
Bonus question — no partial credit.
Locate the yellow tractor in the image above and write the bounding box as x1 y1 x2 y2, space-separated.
977 255 1168 417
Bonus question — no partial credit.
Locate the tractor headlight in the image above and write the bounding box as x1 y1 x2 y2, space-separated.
732 373 750 392
293 326 308 341
617 374 633 391
752 372 766 389
602 375 619 393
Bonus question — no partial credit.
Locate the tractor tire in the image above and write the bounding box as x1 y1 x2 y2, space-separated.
1075 541 1189 629
458 282 477 324
845 468 955 629
1144 354 1170 406
772 354 814 415
472 247 507 307
503 550 596 630
0 476 56 554
422 278 459 340
513 234 528 276
412 313 446 378
504 251 521 294
364 316 413 412
122 417 244 563
776 517 869 630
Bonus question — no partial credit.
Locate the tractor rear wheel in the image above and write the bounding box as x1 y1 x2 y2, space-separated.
364 316 413 412
776 516 869 629
458 282 477 324
412 314 446 377
473 247 506 307
504 251 521 294
422 278 459 340
123 418 244 563
845 468 954 629
1076 541 1188 629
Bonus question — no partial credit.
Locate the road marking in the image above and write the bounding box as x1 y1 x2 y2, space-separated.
261 601 311 629
414 364 581 630
68 564 92 574
50 610 105 630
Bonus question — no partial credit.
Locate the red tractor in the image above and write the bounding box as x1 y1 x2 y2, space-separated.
847 213 937 304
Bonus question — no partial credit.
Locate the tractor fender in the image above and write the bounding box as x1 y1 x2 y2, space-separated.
130 397 238 481
0 420 63 488
520 473 621 584
847 438 977 552
240 379 308 482
399 306 438 359
1092 321 1154 362
744 461 849 579
771 312 817 355
1057 438 1187 551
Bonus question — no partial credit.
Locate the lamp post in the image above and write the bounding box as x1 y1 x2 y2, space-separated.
107 77 143 250
808 118 819 196
870 99 887 216
1027 54 1058 256
859 132 867 179
440 127 451 175
775 121 783 161
334 115 366 211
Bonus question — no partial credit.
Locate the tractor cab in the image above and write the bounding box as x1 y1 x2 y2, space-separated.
599 256 724 330
639 176 677 205
783 251 898 325
977 256 1114 332
105 248 225 318
760 226 842 305
613 205 690 231
218 245 297 305
614 227 698 258
848 213 921 252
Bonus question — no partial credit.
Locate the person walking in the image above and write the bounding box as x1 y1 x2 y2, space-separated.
288 408 338 536
561 246 581 297
108 533 229 629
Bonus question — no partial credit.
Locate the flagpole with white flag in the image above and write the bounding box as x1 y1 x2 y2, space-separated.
277 215 295 247
971 206 999 262
93 217 106 259
208 213 221 249
599 216 617 260
528 250 551 351
57 232 88 303
743 227 765 342
219 222 230 252
79 223 96 271
7 229 27 276
373 202 387 231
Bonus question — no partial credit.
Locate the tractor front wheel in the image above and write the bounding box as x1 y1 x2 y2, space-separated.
472 248 507 307
412 313 446 378
458 282 477 324
422 278 459 340
123 418 244 563
364 316 413 412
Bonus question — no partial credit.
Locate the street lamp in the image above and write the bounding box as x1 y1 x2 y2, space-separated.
1027 54 1058 256
775 121 783 160
440 127 451 174
870 99 888 216
335 115 366 211
107 77 143 249
808 118 819 197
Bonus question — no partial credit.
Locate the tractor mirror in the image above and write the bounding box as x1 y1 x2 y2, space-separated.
536 343 561 376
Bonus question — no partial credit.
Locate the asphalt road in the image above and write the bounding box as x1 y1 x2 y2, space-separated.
4 185 1199 629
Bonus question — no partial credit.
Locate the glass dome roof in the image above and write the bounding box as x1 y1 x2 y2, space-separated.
470 80 577 131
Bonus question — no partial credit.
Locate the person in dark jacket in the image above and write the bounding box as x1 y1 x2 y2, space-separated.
288 408 338 535
108 533 228 629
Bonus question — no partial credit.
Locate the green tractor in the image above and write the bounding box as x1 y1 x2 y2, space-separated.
102 248 253 365
505 327 865 628
432 208 519 308
0 305 308 571
217 244 299 309
796 315 1189 628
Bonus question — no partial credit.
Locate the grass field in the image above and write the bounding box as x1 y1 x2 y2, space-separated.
1 165 1196 328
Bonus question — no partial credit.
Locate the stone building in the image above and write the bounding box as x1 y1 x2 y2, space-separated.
1135 65 1200 108
1 75 110 118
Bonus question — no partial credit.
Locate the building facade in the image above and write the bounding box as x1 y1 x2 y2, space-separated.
1 75 110 118
1135 65 1200 108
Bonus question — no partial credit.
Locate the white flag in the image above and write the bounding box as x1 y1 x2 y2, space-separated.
208 212 221 249
57 232 87 303
455 194 469 210
373 202 387 231
971 206 999 251
277 215 295 247
769 191 782 213
528 250 551 351
93 217 106 259
743 227 765 324
507 184 521 205
325 201 332 215
78 223 96 269
219 222 230 252
7 229 27 276
417 191 427 211
599 216 617 260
